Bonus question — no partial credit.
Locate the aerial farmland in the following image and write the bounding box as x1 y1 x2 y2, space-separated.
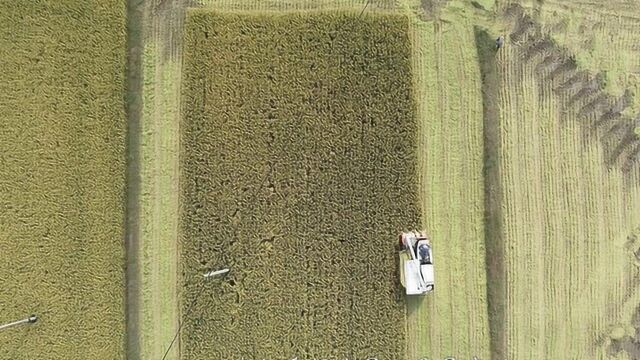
0 1 127 359
0 0 639 360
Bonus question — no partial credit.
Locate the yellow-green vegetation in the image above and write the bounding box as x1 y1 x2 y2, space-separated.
180 11 419 359
484 13 640 359
401 1 492 359
0 1 127 360
192 1 494 359
3 1 636 360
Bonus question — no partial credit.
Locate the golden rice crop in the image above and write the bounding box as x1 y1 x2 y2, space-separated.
0 1 127 359
180 10 419 360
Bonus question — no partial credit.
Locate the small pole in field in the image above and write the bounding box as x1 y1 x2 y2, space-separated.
161 268 230 360
203 268 229 279
0 314 38 332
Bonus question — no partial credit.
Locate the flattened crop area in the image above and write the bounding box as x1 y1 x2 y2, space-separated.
0 1 127 359
180 11 419 359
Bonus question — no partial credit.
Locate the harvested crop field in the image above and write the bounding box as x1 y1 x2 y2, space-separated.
405 4 492 359
0 1 127 359
179 11 419 359
479 5 640 359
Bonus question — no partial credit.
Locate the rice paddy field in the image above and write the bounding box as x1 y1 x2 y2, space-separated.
0 1 127 360
179 11 420 359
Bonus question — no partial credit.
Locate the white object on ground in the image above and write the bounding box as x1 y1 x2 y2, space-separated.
0 315 37 331
203 268 230 279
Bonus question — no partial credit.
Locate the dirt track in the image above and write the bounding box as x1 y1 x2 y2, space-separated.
139 0 185 359
125 0 184 359
125 0 144 358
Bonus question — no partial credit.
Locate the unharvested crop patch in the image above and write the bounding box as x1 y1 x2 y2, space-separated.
180 11 419 359
0 1 127 359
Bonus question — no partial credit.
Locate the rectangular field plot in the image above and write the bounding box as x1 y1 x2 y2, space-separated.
180 11 419 359
0 1 127 359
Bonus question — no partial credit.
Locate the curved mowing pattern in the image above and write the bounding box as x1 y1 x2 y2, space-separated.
180 11 419 359
512 0 640 114
0 1 127 359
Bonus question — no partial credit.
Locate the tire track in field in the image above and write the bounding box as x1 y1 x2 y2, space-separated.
475 25 507 360
125 0 144 358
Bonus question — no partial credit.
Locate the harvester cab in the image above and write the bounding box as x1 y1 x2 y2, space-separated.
399 230 434 295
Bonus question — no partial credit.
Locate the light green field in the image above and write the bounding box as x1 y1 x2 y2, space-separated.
130 1 184 359
402 1 492 359
488 13 640 360
504 0 640 114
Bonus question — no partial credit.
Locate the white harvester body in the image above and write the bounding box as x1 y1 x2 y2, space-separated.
399 230 434 295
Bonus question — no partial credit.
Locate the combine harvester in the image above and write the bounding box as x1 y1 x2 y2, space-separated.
399 230 434 295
